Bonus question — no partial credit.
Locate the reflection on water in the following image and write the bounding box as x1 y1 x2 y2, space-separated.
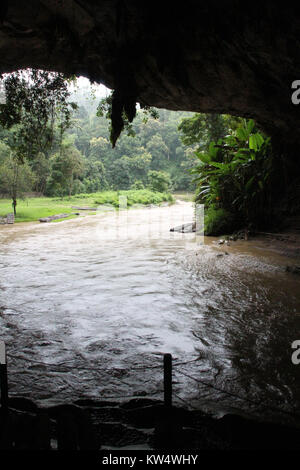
0 202 300 425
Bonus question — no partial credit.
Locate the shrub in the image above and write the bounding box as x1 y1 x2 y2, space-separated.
192 119 273 231
73 179 86 194
147 170 171 192
204 206 236 236
130 180 145 190
94 189 174 208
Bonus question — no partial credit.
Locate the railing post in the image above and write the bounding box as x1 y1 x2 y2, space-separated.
163 353 172 408
0 341 8 410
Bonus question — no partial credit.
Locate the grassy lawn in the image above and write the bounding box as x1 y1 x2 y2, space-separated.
0 190 174 223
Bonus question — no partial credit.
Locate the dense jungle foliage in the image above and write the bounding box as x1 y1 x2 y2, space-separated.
182 117 275 234
0 70 278 235
0 72 198 214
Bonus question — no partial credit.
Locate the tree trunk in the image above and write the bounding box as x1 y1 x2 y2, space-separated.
12 162 18 217
12 198 17 216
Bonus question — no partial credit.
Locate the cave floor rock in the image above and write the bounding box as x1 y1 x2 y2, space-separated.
1 397 300 450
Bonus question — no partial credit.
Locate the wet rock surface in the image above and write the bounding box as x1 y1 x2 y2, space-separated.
170 222 196 233
39 213 71 223
1 397 300 450
286 265 300 275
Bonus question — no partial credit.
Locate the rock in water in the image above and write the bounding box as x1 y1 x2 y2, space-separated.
170 222 196 233
39 213 70 223
286 265 300 275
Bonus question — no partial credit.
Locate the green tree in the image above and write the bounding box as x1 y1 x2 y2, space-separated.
108 151 152 189
0 69 77 161
30 152 50 194
46 144 84 197
0 153 36 215
178 113 239 151
109 156 132 189
146 134 169 169
0 141 10 165
147 170 171 192
129 151 152 184
130 180 145 190
84 159 108 192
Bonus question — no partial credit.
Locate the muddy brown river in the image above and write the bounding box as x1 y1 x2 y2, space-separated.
1 201 300 426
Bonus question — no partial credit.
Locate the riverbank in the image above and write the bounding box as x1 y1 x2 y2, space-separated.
212 230 300 262
251 231 300 259
0 190 174 223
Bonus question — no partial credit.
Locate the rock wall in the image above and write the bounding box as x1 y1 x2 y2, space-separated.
0 1 300 147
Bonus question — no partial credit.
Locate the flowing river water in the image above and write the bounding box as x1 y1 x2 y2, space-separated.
1 201 300 426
